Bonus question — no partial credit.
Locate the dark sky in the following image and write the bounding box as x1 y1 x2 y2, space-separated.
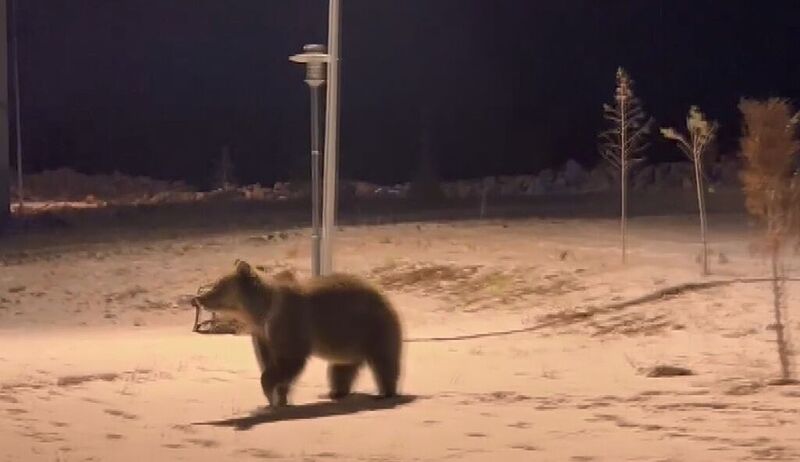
12 1 800 187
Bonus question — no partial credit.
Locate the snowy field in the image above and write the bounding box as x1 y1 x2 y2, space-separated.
1 214 799 461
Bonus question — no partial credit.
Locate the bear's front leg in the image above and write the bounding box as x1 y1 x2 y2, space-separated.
260 370 287 408
261 354 307 408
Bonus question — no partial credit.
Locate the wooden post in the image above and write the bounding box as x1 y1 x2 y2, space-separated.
0 0 10 230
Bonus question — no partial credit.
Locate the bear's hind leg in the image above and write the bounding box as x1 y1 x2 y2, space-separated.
367 353 399 399
328 363 361 400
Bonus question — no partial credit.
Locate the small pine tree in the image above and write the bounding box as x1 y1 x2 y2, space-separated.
598 67 654 263
739 97 800 385
661 106 719 275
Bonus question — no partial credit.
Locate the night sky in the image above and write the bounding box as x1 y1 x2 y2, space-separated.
12 1 800 187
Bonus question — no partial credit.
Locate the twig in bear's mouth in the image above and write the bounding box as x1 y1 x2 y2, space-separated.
191 298 203 332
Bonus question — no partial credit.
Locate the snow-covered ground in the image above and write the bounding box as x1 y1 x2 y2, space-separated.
1 214 799 461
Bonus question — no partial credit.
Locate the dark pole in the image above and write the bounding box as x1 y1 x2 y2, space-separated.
10 0 21 211
0 0 9 230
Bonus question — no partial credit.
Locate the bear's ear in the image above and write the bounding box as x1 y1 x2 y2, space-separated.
235 260 254 277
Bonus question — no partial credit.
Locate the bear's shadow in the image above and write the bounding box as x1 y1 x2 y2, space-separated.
192 393 418 431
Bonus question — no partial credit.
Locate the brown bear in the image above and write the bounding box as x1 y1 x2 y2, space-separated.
193 260 403 407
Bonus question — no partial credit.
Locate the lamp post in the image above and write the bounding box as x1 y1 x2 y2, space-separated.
321 0 341 275
290 44 328 277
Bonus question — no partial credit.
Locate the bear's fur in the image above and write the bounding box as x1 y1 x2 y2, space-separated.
193 261 403 407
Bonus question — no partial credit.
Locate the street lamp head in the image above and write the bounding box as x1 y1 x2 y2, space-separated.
290 44 328 87
303 44 326 54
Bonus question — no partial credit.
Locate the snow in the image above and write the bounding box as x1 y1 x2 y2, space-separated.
1 214 799 461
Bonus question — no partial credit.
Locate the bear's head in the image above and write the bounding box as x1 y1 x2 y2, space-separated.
193 260 276 326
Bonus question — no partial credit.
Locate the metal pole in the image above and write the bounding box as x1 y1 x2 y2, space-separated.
321 0 341 275
309 84 322 277
290 44 327 277
11 0 22 211
0 0 10 229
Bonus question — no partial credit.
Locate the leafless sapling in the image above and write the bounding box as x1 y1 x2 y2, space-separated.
214 145 236 191
599 67 654 263
661 106 719 275
479 177 490 219
739 98 800 384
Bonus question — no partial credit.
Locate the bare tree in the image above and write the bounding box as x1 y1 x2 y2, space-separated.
661 106 719 275
214 145 236 191
739 98 800 385
599 67 653 263
479 177 489 219
408 107 445 203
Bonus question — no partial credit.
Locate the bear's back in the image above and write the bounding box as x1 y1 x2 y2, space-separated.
302 274 401 362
